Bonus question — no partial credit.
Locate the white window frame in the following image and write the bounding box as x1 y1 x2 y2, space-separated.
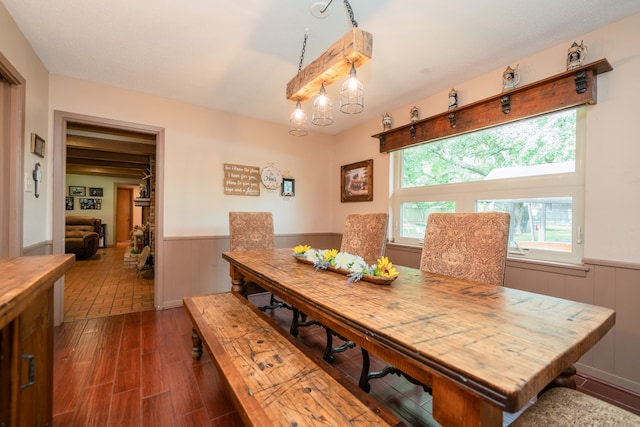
389 107 586 265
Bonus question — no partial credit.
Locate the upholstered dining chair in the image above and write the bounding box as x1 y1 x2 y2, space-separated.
359 212 511 392
229 211 289 311
420 212 511 286
339 213 390 265
292 213 389 363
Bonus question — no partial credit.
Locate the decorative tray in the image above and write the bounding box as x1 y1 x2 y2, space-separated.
293 255 397 285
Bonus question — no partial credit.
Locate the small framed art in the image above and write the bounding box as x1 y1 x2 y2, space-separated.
89 187 103 197
31 133 45 158
341 159 373 203
65 196 74 210
282 178 295 197
69 186 86 196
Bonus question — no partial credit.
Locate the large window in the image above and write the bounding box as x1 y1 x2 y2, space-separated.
391 108 585 264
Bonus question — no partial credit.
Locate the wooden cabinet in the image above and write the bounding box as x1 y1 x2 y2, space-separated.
0 255 74 427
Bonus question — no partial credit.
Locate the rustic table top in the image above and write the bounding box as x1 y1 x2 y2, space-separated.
222 249 615 419
0 254 75 329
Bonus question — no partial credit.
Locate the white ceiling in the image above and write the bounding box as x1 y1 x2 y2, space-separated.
3 0 640 135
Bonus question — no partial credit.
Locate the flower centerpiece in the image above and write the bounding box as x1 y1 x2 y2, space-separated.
292 245 399 284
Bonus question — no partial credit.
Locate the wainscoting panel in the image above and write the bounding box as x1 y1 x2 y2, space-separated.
161 234 339 308
506 260 640 396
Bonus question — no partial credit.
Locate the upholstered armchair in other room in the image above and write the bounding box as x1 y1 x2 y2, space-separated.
359 212 510 392
228 211 289 311
65 216 102 259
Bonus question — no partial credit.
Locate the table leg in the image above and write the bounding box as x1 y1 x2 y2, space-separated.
538 364 577 397
229 264 246 294
432 376 502 427
191 327 203 361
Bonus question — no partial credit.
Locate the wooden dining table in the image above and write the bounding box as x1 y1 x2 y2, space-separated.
221 248 615 427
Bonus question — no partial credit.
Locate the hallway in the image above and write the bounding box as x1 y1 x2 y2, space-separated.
63 242 154 322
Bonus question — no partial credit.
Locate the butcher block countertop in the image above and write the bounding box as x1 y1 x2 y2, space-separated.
0 254 75 329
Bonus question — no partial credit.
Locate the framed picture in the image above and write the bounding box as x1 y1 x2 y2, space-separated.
80 198 102 210
69 185 86 196
30 133 45 158
341 159 373 202
89 187 103 197
282 178 295 197
65 196 74 210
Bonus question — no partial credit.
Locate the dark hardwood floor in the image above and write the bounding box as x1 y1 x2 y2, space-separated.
53 252 640 426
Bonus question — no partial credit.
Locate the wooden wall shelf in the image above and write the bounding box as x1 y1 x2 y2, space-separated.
134 197 150 207
372 59 612 153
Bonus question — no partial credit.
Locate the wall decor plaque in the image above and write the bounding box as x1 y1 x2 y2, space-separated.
223 163 261 196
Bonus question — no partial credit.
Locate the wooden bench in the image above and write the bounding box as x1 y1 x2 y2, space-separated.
184 292 402 426
510 386 640 426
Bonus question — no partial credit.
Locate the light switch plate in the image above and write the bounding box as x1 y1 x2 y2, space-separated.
25 173 34 192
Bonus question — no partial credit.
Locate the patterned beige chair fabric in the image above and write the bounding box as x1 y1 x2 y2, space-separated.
229 212 278 301
229 211 275 251
510 386 640 426
340 213 389 265
420 212 510 286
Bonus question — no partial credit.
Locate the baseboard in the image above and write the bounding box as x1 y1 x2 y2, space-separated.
576 372 640 416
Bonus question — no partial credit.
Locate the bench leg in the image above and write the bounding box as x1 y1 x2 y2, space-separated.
191 327 203 361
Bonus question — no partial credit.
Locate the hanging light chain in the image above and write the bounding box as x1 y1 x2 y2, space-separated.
297 30 309 74
343 0 358 28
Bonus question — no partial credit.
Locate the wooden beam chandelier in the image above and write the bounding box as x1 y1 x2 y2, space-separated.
288 0 372 136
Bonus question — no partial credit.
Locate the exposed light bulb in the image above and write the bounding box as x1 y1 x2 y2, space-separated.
347 63 359 91
289 99 308 136
348 76 359 91
340 63 364 114
312 82 333 126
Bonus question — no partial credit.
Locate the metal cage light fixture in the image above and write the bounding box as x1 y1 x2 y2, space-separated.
289 99 308 136
312 82 333 126
286 0 371 134
339 62 364 114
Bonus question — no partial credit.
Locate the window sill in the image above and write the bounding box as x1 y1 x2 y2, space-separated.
387 242 589 277
506 257 589 277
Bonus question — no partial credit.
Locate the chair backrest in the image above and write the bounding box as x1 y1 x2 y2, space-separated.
340 213 389 265
229 212 275 251
419 212 510 286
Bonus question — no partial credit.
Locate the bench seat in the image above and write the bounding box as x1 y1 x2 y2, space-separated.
184 292 402 427
510 386 640 426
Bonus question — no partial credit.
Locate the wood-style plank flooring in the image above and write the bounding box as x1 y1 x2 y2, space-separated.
53 245 640 426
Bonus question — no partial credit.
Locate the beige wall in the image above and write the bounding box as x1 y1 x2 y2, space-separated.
0 1 50 247
2 0 639 397
49 76 335 237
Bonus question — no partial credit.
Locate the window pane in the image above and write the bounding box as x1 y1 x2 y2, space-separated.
402 110 576 188
476 198 572 253
401 201 455 239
